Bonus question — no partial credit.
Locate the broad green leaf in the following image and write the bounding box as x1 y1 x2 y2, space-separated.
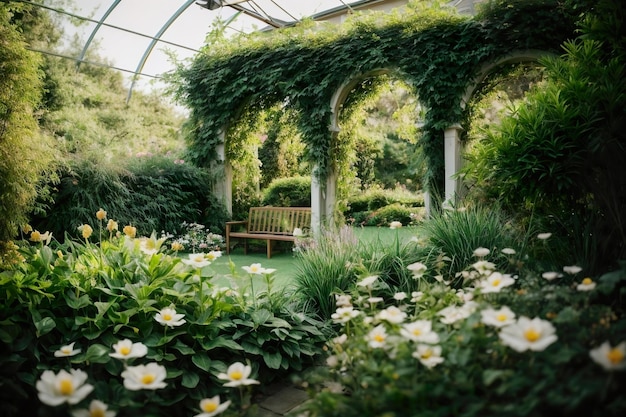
84 344 111 364
182 371 200 388
34 317 56 337
263 350 282 369
192 352 212 371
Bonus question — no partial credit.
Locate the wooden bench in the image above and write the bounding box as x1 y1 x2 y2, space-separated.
225 207 311 258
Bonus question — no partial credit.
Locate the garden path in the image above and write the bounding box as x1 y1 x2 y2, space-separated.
255 380 310 417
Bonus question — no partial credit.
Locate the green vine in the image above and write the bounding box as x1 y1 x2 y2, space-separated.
173 0 584 199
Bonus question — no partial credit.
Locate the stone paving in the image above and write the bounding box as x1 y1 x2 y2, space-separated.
255 381 311 417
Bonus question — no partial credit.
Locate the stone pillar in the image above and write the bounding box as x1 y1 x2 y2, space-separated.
444 124 464 207
215 142 233 216
310 166 336 234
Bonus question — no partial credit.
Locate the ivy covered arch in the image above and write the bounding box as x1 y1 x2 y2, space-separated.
175 0 581 226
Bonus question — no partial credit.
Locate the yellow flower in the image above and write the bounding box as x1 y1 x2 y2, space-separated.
123 225 137 238
96 208 107 220
106 219 118 233
22 224 33 234
30 230 42 242
171 242 184 252
78 224 93 239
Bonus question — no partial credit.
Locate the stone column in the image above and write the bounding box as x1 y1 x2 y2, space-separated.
214 142 233 216
310 166 336 234
444 124 464 207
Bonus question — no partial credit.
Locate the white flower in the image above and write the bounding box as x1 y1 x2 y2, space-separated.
37 369 94 406
473 247 490 257
400 320 440 343
411 291 424 302
577 277 596 291
357 275 379 288
182 253 211 269
110 339 148 360
217 362 260 387
393 291 407 301
437 305 471 324
407 262 427 279
332 334 348 345
335 294 352 307
376 306 407 324
480 306 516 328
72 400 116 417
471 260 496 276
498 316 558 352
155 307 186 328
456 289 474 303
365 325 388 348
242 263 275 274
194 395 231 417
331 306 360 324
54 342 81 358
292 227 304 237
367 296 384 304
563 265 582 274
542 271 563 281
537 232 552 240
477 272 516 293
121 362 167 390
589 341 626 371
413 344 444 368
501 248 516 255
205 250 222 261
389 221 403 229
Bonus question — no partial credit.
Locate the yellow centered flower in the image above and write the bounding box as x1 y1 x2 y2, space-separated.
421 349 433 359
412 329 422 336
608 348 625 364
230 371 243 380
203 402 218 412
120 346 131 356
491 278 501 286
61 347 72 355
91 408 106 417
582 277 593 285
30 230 42 242
250 265 260 273
496 314 508 321
96 209 107 220
123 225 137 238
524 329 541 342
59 378 74 395
171 242 183 251
374 334 385 343
142 374 156 385
163 313 172 321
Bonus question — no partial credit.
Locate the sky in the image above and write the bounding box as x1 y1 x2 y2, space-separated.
54 0 356 94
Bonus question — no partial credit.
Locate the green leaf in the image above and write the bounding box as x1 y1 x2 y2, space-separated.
262 350 282 369
34 317 56 337
251 308 272 325
192 352 212 371
182 371 200 388
201 336 243 351
84 344 111 364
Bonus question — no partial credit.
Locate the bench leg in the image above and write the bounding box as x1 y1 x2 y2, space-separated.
226 234 230 255
243 239 248 255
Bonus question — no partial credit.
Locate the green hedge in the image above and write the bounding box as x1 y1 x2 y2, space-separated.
261 176 311 207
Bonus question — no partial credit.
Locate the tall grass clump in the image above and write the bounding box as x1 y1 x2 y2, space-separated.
293 226 362 319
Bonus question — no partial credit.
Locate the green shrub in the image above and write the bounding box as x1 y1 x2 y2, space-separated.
0 230 328 417
261 176 311 207
365 203 415 227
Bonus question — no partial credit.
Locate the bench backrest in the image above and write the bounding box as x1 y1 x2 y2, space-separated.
247 207 311 235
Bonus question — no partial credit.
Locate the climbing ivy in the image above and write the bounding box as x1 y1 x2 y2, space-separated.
173 0 585 199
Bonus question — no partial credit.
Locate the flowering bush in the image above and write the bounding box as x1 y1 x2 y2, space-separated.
166 221 225 253
0 212 328 417
298 242 626 417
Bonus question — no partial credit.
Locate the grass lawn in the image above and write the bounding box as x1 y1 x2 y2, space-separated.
200 225 421 292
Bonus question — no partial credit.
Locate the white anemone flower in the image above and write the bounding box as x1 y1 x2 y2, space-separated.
393 291 408 301
365 325 388 349
437 305 472 324
182 253 211 269
400 320 440 343
334 294 353 307
376 306 407 324
331 306 360 324
471 260 497 276
242 263 275 274
71 399 116 417
357 275 379 288
478 272 516 293
563 265 583 275
413 344 444 368
121 362 167 390
542 271 563 281
411 291 424 302
577 277 596 291
110 339 148 360
194 395 231 417
54 342 81 358
537 232 552 240
473 247 490 257
589 341 626 371
37 369 94 406
155 307 186 328
407 262 427 279
480 306 516 328
499 316 558 352
501 248 516 255
205 250 222 261
217 362 260 387
389 221 403 229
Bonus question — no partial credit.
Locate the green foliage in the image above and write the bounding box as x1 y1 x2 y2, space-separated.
261 176 312 207
30 156 229 239
346 187 424 225
173 0 581 201
462 0 626 273
0 231 328 417
364 203 418 227
0 4 58 242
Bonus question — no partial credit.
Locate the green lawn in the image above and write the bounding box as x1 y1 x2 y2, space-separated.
200 225 421 292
